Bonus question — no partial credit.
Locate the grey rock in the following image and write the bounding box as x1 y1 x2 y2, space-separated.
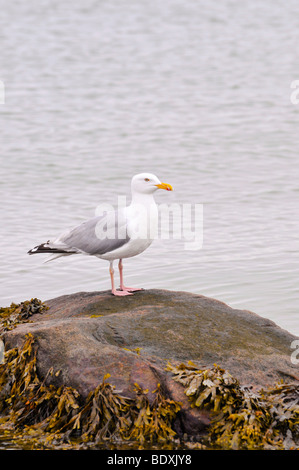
3 289 298 437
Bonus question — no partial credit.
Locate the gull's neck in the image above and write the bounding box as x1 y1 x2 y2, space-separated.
130 190 156 207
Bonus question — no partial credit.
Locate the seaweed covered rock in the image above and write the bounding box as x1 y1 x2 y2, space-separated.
168 362 299 449
1 289 298 449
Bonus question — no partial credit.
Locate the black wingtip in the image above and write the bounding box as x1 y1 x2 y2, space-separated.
27 243 73 255
27 243 49 255
28 246 39 255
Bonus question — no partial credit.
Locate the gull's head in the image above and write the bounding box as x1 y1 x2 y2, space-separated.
131 173 173 195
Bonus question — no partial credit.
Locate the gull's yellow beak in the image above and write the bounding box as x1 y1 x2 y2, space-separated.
155 182 173 191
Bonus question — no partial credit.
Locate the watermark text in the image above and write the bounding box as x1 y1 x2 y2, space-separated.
290 80 299 104
290 339 299 365
94 197 203 251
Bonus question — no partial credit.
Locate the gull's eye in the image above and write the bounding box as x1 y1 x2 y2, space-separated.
144 178 150 182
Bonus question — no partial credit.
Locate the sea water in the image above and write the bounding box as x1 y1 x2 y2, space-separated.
1 0 299 341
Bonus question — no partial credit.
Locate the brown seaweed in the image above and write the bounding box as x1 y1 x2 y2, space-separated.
0 335 182 449
1 300 298 450
0 299 48 335
167 361 299 449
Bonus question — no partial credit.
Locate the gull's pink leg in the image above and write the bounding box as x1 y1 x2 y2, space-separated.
118 259 143 293
109 261 132 296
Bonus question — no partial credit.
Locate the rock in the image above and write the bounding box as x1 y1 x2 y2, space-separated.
2 289 298 438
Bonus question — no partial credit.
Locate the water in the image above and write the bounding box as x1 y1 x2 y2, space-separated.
1 0 299 341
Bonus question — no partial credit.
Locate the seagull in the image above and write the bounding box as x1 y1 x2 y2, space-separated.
28 173 173 296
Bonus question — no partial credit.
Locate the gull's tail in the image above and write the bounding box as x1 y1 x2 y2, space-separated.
28 241 77 262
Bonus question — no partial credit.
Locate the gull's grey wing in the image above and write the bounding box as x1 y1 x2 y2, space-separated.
57 210 130 255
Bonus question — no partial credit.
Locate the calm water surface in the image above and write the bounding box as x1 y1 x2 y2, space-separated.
1 0 299 344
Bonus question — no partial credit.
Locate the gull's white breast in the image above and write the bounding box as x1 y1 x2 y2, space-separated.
98 202 158 261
